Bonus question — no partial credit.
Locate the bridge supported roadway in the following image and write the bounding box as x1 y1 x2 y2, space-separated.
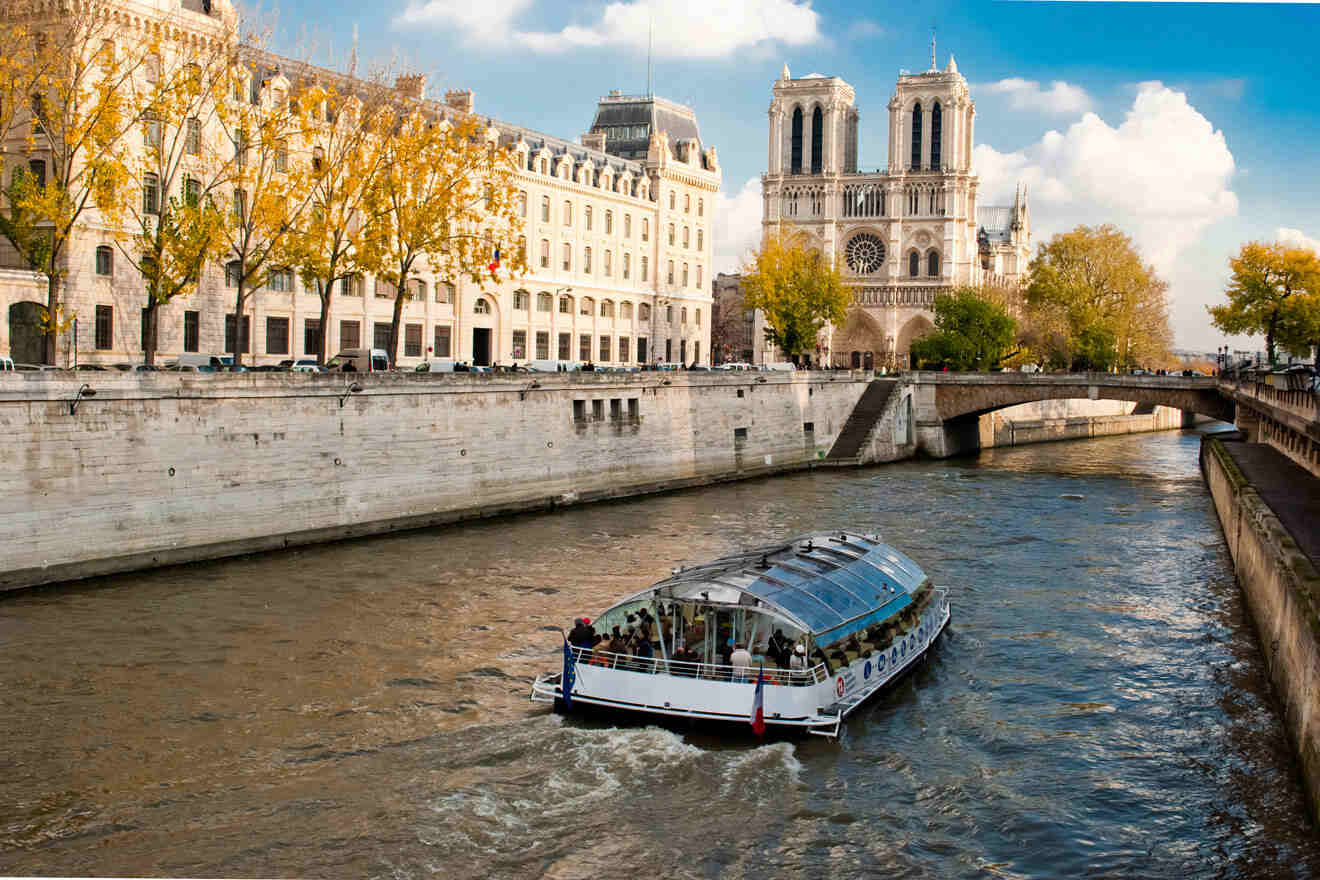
907 372 1234 458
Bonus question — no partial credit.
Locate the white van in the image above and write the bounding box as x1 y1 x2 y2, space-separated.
326 348 390 372
529 359 582 373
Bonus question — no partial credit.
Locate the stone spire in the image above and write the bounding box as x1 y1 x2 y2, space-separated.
946 54 958 74
781 63 791 81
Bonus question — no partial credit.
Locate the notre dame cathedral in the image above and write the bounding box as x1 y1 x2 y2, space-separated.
761 50 1030 368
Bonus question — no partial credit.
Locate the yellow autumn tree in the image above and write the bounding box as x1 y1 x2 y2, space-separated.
2 3 146 363
1210 241 1320 366
358 111 526 365
741 229 851 364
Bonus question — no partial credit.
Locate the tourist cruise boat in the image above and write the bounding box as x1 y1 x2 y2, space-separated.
531 531 951 737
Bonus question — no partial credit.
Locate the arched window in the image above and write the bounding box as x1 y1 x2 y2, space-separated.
680 307 688 324
585 205 593 230
583 246 592 274
697 229 703 251
682 226 689 248
682 263 689 286
473 298 489 314
559 295 573 314
601 299 614 318
669 191 675 210
623 252 631 280
540 158 547 174
909 251 920 278
639 303 651 321
910 102 923 170
927 250 940 277
604 250 612 276
641 218 649 242
562 242 572 271
605 210 613 234
931 102 942 170
518 191 527 218
811 106 823 173
537 291 553 311
580 296 594 315
621 301 633 320
698 198 704 217
539 239 549 268
641 256 648 282
563 200 572 225
541 196 550 222
790 107 803 174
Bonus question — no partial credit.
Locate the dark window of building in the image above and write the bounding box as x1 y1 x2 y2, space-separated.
811 106 823 173
184 310 200 353
573 399 586 422
185 117 201 155
141 307 156 351
579 334 591 361
224 313 250 353
303 318 321 357
536 331 549 360
558 332 571 360
373 322 391 351
930 101 942 170
909 251 920 278
910 102 922 170
94 304 113 350
680 339 687 363
665 338 672 361
340 320 360 351
266 316 289 355
627 398 639 420
511 329 527 359
592 399 604 421
928 250 940 277
790 106 803 174
95 245 113 276
610 398 621 421
434 325 452 358
404 323 422 357
143 172 160 214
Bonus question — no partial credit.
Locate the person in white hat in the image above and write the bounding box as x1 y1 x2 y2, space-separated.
789 643 807 671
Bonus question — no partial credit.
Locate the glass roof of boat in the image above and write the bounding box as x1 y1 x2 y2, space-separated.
639 532 929 644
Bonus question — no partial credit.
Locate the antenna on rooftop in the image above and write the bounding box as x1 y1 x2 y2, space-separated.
350 23 358 77
930 22 936 71
646 0 654 98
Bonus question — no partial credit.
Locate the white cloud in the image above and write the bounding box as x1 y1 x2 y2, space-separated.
395 0 823 59
714 177 763 275
979 78 1092 115
975 82 1238 348
1277 227 1320 253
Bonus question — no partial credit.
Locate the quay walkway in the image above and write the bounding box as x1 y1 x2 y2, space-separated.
1218 438 1320 569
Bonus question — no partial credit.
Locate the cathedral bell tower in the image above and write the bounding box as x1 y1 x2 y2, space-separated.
767 66 859 177
887 54 973 175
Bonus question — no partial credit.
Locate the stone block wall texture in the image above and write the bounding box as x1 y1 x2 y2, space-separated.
0 371 869 590
1201 438 1320 825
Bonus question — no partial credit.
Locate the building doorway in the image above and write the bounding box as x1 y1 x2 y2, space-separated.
472 328 491 366
8 301 44 364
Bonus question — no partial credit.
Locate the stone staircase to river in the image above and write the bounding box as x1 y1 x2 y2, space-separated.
824 379 899 465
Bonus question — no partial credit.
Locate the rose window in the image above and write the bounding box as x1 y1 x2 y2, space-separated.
846 234 886 274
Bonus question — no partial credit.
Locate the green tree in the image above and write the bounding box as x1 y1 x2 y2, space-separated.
1026 224 1172 371
1209 241 1320 366
908 288 1017 371
740 230 850 363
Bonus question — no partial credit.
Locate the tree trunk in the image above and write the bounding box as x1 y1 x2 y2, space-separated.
388 275 406 367
143 298 158 366
318 286 332 365
232 278 246 367
44 272 59 366
1266 307 1278 368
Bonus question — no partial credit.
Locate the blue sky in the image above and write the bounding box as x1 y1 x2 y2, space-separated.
267 0 1320 353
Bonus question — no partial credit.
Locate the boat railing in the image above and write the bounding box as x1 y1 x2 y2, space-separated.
568 644 828 686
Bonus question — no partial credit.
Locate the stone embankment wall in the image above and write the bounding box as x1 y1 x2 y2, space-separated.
979 399 1189 448
0 371 871 591
1201 437 1320 823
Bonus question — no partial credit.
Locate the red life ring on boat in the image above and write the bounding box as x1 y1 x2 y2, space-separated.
836 676 846 697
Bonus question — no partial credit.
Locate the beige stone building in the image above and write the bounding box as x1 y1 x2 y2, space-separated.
761 53 1030 368
0 0 719 368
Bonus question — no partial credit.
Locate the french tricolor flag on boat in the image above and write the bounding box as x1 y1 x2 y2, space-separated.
750 664 766 736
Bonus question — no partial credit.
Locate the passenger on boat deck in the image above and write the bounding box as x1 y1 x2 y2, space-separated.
568 618 595 649
730 642 753 678
790 643 807 670
768 628 792 668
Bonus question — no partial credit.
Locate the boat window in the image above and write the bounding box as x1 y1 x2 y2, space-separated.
770 563 872 620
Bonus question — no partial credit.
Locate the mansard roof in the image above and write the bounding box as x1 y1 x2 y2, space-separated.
589 93 705 163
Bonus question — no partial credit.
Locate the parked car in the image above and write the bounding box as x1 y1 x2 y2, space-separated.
162 363 215 372
325 348 390 372
278 359 325 373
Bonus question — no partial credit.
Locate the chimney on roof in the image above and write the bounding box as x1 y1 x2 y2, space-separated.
394 74 426 100
582 131 606 152
445 88 474 114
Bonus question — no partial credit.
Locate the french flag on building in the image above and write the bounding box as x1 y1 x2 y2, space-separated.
750 664 766 736
488 246 501 277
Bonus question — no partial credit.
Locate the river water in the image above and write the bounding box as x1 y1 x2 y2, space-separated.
2 426 1317 878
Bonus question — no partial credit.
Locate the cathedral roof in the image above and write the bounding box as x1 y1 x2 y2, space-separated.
977 206 1015 242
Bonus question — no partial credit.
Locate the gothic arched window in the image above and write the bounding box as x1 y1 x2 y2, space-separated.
910 102 923 171
927 250 940 277
790 107 803 175
909 250 920 278
931 102 942 170
811 106 823 174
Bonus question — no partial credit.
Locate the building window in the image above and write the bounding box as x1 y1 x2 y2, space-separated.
601 299 614 318
559 295 573 314
537 291 553 312
911 102 922 170
698 198 703 217
541 196 550 222
697 266 703 288
681 307 688 325
224 259 242 288
94 304 113 350
340 320 360 351
695 308 702 327
144 115 162 150
605 211 613 234
473 298 490 314
558 332 571 359
639 303 651 321
638 336 648 362
623 253 631 280
641 256 648 282
514 289 530 310
225 313 251 353
931 102 942 170
583 246 592 274
909 250 920 278
684 193 690 213
142 173 160 214
518 191 527 218
791 106 803 174
620 301 633 320
610 398 621 420
434 325 451 357
405 323 423 357
682 263 689 287
669 191 675 210
579 334 591 361
666 305 673 323
573 399 586 422
266 316 290 355
184 175 201 207
373 321 392 351
668 224 675 246
604 250 612 276
811 106 823 174
641 218 649 242
619 336 630 362
375 277 394 299
580 297 594 316
592 399 604 420
184 311 200 353
95 245 113 276
410 278 428 300
343 275 364 297
536 330 550 359
624 214 632 238
511 329 527 359
562 243 571 271
232 188 246 223
585 205 592 231
540 239 550 269
927 250 940 277
435 281 453 304
563 200 572 226
667 261 674 285
697 229 703 251
274 142 288 173
268 267 294 292
303 318 321 357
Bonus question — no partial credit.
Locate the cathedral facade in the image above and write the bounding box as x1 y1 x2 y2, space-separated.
761 54 1030 368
